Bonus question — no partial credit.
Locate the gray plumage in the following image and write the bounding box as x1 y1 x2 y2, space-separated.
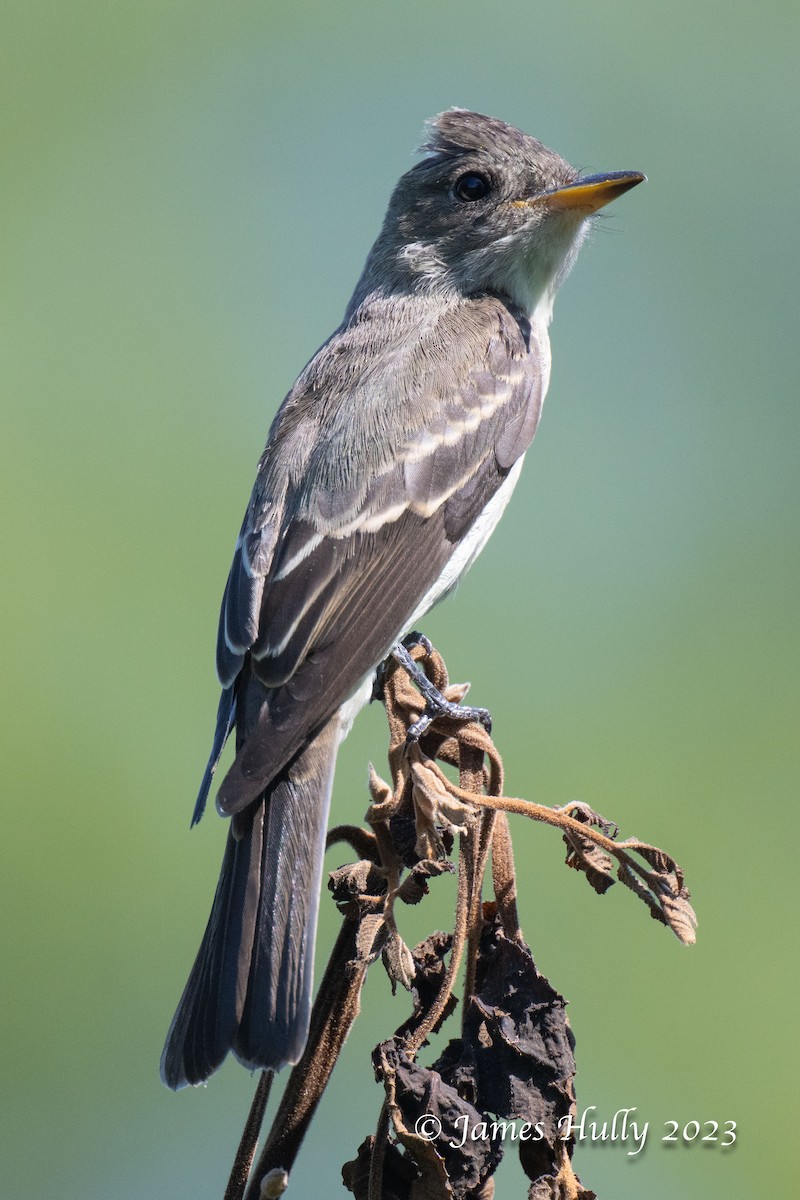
162 109 643 1088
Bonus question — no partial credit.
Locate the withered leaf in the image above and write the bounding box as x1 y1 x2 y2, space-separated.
390 812 426 868
562 830 615 895
659 885 698 946
435 916 576 1186
328 859 386 907
384 931 417 992
375 1040 503 1200
395 931 457 1042
560 802 618 840
526 1145 597 1200
368 763 394 806
356 912 390 965
342 1134 417 1200
615 844 697 945
560 804 616 895
397 859 456 907
411 759 476 861
558 809 698 943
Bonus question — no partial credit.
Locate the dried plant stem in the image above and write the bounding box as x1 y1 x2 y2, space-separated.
244 916 366 1199
403 829 472 1056
224 1071 274 1200
490 812 521 940
458 741 487 1011
419 760 696 944
433 775 656 878
367 1103 392 1200
464 807 496 1009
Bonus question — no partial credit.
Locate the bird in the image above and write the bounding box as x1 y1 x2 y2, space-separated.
161 109 644 1089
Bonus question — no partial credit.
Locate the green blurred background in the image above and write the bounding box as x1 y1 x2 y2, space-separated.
3 1 798 1196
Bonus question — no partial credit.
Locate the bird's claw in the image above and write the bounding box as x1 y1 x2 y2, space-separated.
389 640 493 745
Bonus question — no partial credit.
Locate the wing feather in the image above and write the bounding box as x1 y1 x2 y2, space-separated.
201 294 544 816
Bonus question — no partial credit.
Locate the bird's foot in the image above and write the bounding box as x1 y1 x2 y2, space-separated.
390 637 492 743
371 631 434 702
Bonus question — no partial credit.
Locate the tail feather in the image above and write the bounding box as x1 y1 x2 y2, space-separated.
161 717 340 1089
191 685 237 827
236 718 339 1067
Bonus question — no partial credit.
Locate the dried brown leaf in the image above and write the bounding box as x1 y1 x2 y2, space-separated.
411 758 477 860
328 860 387 916
659 886 698 945
369 763 394 805
375 1041 503 1200
562 829 615 895
384 931 417 992
560 802 618 839
434 916 576 1178
614 843 697 944
396 859 456 907
550 807 697 943
526 1143 596 1200
356 911 390 965
342 1135 416 1200
394 931 458 1042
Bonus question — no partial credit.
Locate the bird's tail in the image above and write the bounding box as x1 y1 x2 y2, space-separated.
160 716 340 1089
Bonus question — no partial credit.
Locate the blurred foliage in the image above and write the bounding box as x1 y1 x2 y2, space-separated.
2 1 798 1197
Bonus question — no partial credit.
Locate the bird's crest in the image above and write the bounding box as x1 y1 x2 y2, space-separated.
419 109 545 161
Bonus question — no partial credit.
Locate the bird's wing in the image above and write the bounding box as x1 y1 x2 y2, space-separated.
203 296 546 818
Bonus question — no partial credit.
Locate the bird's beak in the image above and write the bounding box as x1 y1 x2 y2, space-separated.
541 171 646 214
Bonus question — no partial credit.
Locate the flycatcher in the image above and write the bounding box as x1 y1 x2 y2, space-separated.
161 109 644 1088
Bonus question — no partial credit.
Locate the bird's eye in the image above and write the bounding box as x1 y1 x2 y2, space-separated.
453 172 491 202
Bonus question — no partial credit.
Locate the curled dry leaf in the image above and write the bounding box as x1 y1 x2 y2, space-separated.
538 803 697 945
562 832 615 896
396 859 456 907
613 842 697 944
356 912 391 966
559 803 617 895
369 763 394 804
367 763 397 824
527 1147 597 1200
384 931 417 993
433 915 579 1191
375 1040 503 1200
394 931 458 1043
659 885 698 946
328 859 386 911
342 1135 418 1200
411 758 478 860
443 681 471 705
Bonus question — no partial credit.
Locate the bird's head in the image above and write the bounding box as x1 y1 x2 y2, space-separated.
367 109 644 324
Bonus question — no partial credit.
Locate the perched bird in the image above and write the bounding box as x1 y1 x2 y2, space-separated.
161 109 644 1088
